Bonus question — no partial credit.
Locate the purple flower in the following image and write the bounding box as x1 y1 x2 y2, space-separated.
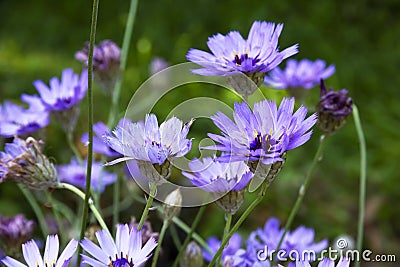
206 98 317 166
0 137 58 190
187 21 298 79
57 158 117 193
203 233 244 265
317 80 353 133
81 119 130 157
75 40 121 91
264 59 335 90
150 57 169 75
0 214 35 251
33 68 88 112
1 235 78 267
0 95 49 138
80 224 157 267
296 258 350 267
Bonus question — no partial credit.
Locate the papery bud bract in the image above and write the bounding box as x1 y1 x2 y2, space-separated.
162 188 182 221
180 241 204 267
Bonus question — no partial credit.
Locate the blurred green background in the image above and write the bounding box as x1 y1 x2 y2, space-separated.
0 0 399 266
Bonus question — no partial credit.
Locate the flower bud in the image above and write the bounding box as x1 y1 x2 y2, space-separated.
227 72 261 98
180 241 204 267
0 137 58 190
162 188 182 221
216 189 245 215
136 159 172 186
317 80 353 133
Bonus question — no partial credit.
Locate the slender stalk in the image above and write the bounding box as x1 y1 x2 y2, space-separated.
353 104 367 267
112 175 120 236
67 133 82 164
57 183 109 233
274 134 329 260
215 213 232 265
45 192 65 244
169 224 182 250
18 184 49 238
77 0 99 266
137 182 157 230
107 0 138 127
151 219 169 267
171 205 207 267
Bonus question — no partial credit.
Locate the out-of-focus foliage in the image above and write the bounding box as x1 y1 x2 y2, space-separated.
0 0 399 265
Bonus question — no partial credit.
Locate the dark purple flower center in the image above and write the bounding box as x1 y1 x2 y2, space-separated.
250 132 263 151
110 255 132 267
234 53 249 66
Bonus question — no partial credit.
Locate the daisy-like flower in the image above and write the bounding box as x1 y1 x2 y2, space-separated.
1 235 78 267
0 214 35 255
264 59 335 90
104 114 193 184
57 158 117 193
295 258 350 267
80 224 157 267
0 95 49 138
206 98 317 184
182 156 253 214
203 233 244 263
187 21 298 96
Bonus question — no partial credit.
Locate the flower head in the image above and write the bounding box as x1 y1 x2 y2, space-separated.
317 80 353 133
187 21 298 80
0 137 58 190
203 233 244 264
206 98 317 170
264 59 335 90
0 95 49 138
80 224 157 267
1 235 78 267
150 57 169 75
0 214 35 255
57 158 117 193
75 40 121 91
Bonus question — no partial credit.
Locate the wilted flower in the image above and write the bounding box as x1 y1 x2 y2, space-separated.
80 224 157 267
317 80 353 133
104 114 193 185
0 214 35 257
180 242 204 267
182 157 253 214
0 137 58 190
75 40 121 91
1 235 78 267
205 98 316 185
33 68 88 133
57 158 117 193
0 95 49 138
187 21 298 96
264 59 335 99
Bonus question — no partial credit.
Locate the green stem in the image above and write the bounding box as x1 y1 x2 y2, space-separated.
171 205 207 267
45 192 65 244
57 183 109 233
274 134 329 261
172 216 211 254
67 133 82 164
77 0 99 266
353 104 366 267
137 182 157 230
169 224 182 250
107 0 138 127
215 213 232 266
18 184 49 238
112 175 120 236
151 219 169 267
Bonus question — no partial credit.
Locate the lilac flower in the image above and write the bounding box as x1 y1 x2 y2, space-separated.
206 98 317 178
203 233 244 264
182 156 253 213
296 258 350 267
150 57 169 75
1 235 78 267
0 137 58 190
33 68 88 112
104 114 193 184
0 95 49 137
81 119 131 157
264 59 335 90
57 158 117 193
0 214 35 252
317 80 353 133
75 40 121 91
187 21 298 80
80 224 157 267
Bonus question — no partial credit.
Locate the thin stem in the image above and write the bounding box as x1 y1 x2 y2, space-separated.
77 0 99 266
171 205 207 267
353 104 367 267
151 219 169 267
274 134 329 261
215 213 232 265
137 182 157 230
18 184 49 238
67 133 82 164
208 191 266 267
112 175 120 236
172 216 211 254
107 0 138 127
169 224 182 250
45 192 65 244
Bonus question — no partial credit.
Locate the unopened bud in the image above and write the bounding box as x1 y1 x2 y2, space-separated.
163 188 182 221
180 241 204 267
